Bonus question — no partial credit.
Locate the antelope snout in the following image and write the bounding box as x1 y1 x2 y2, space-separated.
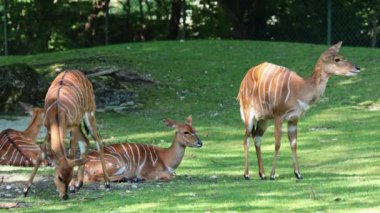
346 64 360 76
195 139 203 148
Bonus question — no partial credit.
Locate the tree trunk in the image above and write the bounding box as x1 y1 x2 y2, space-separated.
167 0 182 40
218 0 265 39
371 11 379 47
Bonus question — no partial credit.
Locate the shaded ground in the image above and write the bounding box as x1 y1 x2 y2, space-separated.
0 167 164 209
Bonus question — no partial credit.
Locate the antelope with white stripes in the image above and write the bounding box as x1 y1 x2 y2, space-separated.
238 42 360 180
0 103 48 167
23 70 110 200
83 116 202 182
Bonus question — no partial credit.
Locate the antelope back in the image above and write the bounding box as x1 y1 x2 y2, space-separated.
44 70 95 199
44 70 96 126
238 62 302 120
0 129 39 166
0 106 46 167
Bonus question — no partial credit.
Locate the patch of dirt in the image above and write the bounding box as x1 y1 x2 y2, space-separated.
0 174 51 199
0 169 159 208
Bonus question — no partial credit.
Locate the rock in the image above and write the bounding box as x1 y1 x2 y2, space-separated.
0 202 18 209
0 64 48 113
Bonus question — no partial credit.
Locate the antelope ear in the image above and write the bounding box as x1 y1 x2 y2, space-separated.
185 115 192 125
329 41 342 52
18 102 33 115
163 118 177 128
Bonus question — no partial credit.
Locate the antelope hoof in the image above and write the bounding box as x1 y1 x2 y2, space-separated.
259 174 267 180
243 174 250 180
75 182 83 191
270 175 276 180
23 187 30 197
105 182 111 190
117 177 129 183
62 194 69 200
69 187 76 194
131 178 145 183
294 172 303 180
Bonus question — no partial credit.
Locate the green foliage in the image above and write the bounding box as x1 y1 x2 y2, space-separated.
0 40 379 212
1 0 379 55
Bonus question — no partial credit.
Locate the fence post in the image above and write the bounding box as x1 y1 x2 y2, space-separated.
181 0 187 40
327 0 331 45
105 0 109 45
3 0 8 55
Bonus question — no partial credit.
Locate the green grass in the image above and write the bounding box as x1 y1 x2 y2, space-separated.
1 40 379 212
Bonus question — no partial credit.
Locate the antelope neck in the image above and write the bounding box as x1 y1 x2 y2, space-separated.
162 132 186 170
301 60 330 105
23 114 40 142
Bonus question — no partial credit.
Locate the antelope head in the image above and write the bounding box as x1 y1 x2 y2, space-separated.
19 102 45 128
54 157 85 200
319 41 360 77
163 116 203 148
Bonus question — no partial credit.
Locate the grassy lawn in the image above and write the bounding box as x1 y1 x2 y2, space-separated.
0 40 379 212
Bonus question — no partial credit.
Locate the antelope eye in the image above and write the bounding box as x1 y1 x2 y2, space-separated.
334 57 341 62
58 176 64 182
183 131 190 135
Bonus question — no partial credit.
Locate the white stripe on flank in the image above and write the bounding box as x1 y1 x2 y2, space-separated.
120 144 131 171
7 149 17 164
127 143 136 170
267 66 279 110
244 78 248 99
134 144 141 168
285 72 293 103
278 69 288 103
147 146 154 166
138 145 147 173
258 65 269 114
273 70 283 107
151 146 158 166
262 63 273 103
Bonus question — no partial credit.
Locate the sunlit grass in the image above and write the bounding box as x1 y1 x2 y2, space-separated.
1 40 380 212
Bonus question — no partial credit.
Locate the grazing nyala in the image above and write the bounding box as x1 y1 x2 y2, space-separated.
83 116 202 182
0 103 48 167
23 70 110 200
237 42 360 180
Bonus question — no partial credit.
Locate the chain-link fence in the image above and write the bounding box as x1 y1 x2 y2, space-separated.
261 0 379 47
1 0 379 56
329 0 379 47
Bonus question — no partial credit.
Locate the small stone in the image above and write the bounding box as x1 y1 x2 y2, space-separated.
5 185 11 190
121 101 135 106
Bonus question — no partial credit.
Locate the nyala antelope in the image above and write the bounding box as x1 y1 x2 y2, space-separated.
0 102 48 167
83 116 202 182
237 42 360 180
23 70 110 200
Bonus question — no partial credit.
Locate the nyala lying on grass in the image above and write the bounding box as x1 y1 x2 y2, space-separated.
0 102 49 167
83 116 202 183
